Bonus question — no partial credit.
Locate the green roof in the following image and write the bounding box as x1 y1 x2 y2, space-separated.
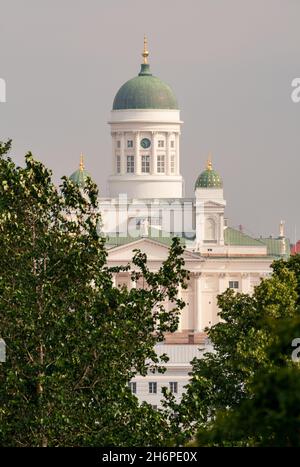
224 227 265 247
69 168 89 188
259 237 290 258
225 228 291 258
113 63 178 110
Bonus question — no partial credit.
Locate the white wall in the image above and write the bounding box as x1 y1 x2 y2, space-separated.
108 175 183 198
108 108 183 198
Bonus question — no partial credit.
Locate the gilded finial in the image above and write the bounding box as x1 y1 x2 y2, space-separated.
142 35 149 64
79 153 85 171
206 152 213 171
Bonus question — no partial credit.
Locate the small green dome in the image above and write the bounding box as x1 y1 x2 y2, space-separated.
69 156 89 188
113 64 178 110
195 161 223 189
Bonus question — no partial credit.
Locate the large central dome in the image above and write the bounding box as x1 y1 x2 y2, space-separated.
112 62 178 110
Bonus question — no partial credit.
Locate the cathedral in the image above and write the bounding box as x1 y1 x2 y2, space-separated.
70 38 290 408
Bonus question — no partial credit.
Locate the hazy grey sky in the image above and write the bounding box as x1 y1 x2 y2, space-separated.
0 0 299 240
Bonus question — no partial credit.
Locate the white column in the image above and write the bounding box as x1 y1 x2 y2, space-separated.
219 215 225 245
111 132 116 174
151 132 157 175
135 131 141 175
166 132 171 175
175 132 180 175
112 274 117 287
120 132 126 175
219 273 228 294
195 201 205 248
177 284 182 331
218 273 228 323
241 273 251 293
194 273 202 332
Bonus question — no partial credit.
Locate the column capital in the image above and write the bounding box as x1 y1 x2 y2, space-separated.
193 272 202 278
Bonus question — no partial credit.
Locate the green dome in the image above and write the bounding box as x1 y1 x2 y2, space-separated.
113 64 178 110
195 162 223 189
69 168 89 188
69 157 89 188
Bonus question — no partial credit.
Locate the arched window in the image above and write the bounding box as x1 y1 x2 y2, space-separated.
205 218 216 241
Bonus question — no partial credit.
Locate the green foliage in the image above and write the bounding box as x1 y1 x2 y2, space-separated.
196 315 300 446
273 255 300 306
0 141 188 447
170 259 299 446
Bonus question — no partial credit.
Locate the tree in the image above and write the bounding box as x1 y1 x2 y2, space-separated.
169 261 298 446
273 254 300 305
196 314 300 446
0 140 188 447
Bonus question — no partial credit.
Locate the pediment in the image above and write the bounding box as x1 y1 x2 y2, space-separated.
106 237 200 262
203 200 226 208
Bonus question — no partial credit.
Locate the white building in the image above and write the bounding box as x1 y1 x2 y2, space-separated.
70 38 290 408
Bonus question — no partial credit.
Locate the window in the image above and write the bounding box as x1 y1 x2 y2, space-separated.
170 140 175 148
116 155 121 174
141 155 150 173
169 382 178 394
158 140 164 148
170 155 175 173
151 405 158 410
229 281 239 289
128 382 136 394
157 155 165 173
116 140 121 149
127 140 133 148
127 155 134 173
149 382 157 394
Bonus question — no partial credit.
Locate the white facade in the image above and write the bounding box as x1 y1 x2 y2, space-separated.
103 234 278 408
131 343 213 408
106 237 272 334
108 109 183 198
82 47 289 408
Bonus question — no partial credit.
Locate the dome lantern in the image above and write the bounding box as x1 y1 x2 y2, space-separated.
112 38 178 110
69 153 89 188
